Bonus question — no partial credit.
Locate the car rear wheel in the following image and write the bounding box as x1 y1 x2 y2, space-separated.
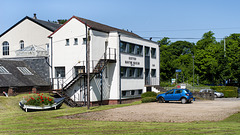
214 94 217 98
181 98 187 104
158 97 164 103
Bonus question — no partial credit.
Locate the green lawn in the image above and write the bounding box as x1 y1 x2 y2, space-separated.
0 94 240 135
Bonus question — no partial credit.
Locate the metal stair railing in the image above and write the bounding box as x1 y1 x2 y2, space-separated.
57 47 116 107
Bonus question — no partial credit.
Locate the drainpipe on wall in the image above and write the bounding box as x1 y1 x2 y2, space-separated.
118 34 122 104
50 37 54 90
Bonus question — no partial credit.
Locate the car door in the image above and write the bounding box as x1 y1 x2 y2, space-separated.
164 90 174 101
172 90 182 101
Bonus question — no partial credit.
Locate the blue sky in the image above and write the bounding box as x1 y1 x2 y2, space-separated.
1 0 240 43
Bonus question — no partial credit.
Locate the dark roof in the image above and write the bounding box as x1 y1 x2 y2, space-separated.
49 16 142 39
0 59 49 87
0 16 61 37
75 16 142 38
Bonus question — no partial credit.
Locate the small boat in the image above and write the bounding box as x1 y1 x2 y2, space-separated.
19 97 65 112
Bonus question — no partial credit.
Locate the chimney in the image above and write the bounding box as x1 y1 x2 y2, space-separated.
33 13 37 19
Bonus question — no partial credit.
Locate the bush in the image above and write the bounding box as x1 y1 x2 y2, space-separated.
141 91 157 98
210 86 238 98
141 97 156 103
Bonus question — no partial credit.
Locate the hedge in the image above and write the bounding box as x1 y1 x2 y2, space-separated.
141 97 156 103
210 86 238 98
141 91 157 98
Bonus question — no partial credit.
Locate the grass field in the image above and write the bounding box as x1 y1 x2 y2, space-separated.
1 94 240 135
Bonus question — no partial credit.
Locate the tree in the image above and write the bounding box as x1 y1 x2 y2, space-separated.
158 37 171 46
158 39 194 83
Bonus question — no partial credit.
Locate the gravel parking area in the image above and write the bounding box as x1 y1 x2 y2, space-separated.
63 98 240 123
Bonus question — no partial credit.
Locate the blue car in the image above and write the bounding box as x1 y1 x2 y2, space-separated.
156 89 195 104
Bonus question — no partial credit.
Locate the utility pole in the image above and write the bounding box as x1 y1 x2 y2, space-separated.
86 23 90 109
192 56 195 91
224 37 226 57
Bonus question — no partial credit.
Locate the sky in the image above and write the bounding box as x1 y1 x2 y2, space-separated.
1 0 240 43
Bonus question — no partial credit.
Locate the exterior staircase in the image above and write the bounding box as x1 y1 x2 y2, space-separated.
56 48 116 107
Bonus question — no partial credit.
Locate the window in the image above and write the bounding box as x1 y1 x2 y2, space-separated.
135 68 143 78
151 69 156 77
121 67 143 78
55 67 65 78
131 90 135 95
129 43 135 54
151 48 156 58
66 39 69 46
121 67 127 77
17 67 33 75
74 38 78 45
122 91 127 97
138 90 143 95
82 38 86 45
0 66 10 74
175 90 182 94
20 40 24 50
135 45 143 55
122 89 143 98
120 42 127 52
129 68 135 77
166 90 174 94
145 47 150 56
2 41 9 56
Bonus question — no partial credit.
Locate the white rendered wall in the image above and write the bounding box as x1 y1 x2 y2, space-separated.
0 19 51 58
50 18 87 88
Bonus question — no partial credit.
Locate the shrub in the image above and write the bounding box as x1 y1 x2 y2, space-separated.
141 91 157 98
141 97 156 103
210 86 238 98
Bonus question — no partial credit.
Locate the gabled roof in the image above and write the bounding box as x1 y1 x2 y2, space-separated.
0 16 61 37
49 16 142 38
0 59 49 87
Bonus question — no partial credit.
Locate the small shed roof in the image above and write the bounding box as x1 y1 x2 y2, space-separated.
0 59 49 87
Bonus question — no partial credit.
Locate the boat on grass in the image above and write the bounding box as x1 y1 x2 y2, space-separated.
19 97 65 112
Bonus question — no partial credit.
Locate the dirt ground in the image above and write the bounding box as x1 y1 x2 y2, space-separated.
61 98 240 123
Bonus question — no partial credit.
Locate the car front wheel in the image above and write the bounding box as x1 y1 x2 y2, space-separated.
181 98 187 104
158 97 164 103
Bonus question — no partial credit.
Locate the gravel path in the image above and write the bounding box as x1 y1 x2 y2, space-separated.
62 99 240 123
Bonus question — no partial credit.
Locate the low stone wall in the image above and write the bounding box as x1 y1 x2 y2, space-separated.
193 91 214 100
0 86 51 96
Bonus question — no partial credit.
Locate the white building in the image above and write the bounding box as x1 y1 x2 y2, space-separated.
49 16 159 105
0 14 61 58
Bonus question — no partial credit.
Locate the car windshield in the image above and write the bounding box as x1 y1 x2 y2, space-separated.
166 90 174 94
